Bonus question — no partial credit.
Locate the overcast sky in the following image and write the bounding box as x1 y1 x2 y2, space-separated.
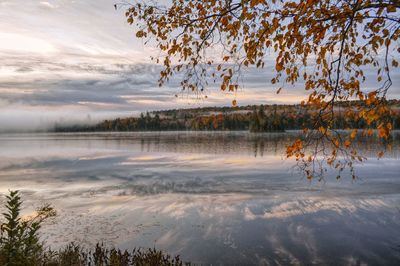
0 0 399 131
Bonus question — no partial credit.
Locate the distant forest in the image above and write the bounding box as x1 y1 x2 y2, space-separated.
54 100 400 132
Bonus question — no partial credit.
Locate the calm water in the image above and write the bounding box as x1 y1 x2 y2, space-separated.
0 131 399 265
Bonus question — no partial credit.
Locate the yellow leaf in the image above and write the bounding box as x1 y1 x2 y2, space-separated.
136 30 145 37
344 140 351 147
275 62 284 72
350 129 357 139
387 5 396 13
318 126 327 135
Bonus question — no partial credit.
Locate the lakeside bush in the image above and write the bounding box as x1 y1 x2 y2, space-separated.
0 191 188 266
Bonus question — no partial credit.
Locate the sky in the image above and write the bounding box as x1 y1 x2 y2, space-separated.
0 0 399 131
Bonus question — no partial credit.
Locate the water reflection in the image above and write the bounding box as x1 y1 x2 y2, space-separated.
0 132 399 265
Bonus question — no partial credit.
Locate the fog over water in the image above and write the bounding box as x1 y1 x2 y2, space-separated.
0 131 399 265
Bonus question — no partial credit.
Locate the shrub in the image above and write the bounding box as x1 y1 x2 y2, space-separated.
48 243 186 266
0 190 56 265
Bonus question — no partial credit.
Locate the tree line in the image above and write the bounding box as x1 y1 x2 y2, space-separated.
54 101 400 133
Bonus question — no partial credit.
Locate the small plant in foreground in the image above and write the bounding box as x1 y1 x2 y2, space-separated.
0 190 56 265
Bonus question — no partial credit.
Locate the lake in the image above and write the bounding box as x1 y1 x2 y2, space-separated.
0 131 399 265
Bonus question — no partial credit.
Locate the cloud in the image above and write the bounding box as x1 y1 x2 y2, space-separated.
0 33 57 54
15 66 34 73
1 51 399 131
39 1 57 9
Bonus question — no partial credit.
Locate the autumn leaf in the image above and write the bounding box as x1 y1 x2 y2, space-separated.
387 5 396 13
344 140 351 147
350 129 357 139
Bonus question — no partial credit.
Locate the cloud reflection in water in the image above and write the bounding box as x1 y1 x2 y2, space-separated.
0 132 399 265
